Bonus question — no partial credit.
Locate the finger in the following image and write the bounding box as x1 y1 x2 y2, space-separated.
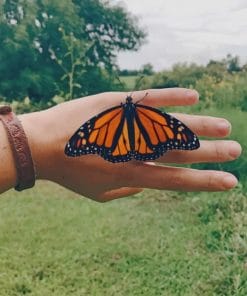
98 187 143 202
125 163 238 191
170 113 232 137
158 140 242 164
133 88 199 107
95 88 199 107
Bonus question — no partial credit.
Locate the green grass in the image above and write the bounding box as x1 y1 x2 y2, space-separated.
0 182 247 295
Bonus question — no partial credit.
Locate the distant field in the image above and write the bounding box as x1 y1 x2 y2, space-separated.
0 182 246 295
120 75 137 90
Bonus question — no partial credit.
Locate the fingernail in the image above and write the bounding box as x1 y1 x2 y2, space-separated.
217 120 231 134
229 142 242 158
186 89 199 102
223 175 238 189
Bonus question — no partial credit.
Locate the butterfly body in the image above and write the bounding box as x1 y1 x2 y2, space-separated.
65 95 200 163
122 96 138 151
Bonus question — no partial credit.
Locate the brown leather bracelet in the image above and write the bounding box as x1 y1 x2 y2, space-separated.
0 105 35 191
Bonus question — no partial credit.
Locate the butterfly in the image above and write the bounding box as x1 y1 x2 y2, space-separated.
64 95 200 163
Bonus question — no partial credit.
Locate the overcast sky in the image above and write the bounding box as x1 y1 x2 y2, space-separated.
117 0 247 70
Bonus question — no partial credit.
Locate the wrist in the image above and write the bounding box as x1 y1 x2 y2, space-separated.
18 110 56 181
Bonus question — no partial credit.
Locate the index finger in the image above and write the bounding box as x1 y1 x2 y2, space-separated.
132 88 199 107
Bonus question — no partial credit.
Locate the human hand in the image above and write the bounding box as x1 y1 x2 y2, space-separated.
21 88 242 202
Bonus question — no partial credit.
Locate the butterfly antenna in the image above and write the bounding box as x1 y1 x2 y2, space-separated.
136 91 149 104
128 75 145 98
115 75 125 89
135 75 145 90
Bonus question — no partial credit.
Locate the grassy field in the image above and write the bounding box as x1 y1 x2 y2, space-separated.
120 76 138 90
120 75 155 91
0 182 246 295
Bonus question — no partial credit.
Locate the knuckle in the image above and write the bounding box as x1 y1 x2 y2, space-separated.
201 118 208 134
214 142 225 161
206 173 216 189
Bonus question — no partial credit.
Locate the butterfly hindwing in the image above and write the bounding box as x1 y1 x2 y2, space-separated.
132 114 165 161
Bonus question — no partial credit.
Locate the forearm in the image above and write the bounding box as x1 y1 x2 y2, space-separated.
19 111 58 182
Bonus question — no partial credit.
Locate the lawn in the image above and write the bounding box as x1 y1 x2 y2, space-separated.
0 182 246 295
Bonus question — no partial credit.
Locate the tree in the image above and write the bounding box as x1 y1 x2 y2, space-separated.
0 0 146 103
206 60 227 82
140 63 154 75
225 54 241 73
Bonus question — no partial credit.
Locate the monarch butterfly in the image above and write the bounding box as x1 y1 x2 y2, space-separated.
65 94 200 163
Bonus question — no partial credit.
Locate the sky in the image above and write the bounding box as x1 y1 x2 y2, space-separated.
117 0 247 71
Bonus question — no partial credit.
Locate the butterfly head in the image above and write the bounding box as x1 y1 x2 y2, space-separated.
126 96 133 104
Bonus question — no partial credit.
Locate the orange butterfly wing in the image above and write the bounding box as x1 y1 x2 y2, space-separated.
133 104 200 161
65 105 133 162
65 97 200 163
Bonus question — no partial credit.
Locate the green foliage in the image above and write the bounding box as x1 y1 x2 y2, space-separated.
197 188 247 295
118 63 154 78
118 69 140 76
149 63 206 89
140 55 247 112
0 0 145 104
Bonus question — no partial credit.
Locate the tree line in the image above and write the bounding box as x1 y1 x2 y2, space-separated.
137 54 247 112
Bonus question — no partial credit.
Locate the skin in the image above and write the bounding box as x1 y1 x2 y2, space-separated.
0 88 242 202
